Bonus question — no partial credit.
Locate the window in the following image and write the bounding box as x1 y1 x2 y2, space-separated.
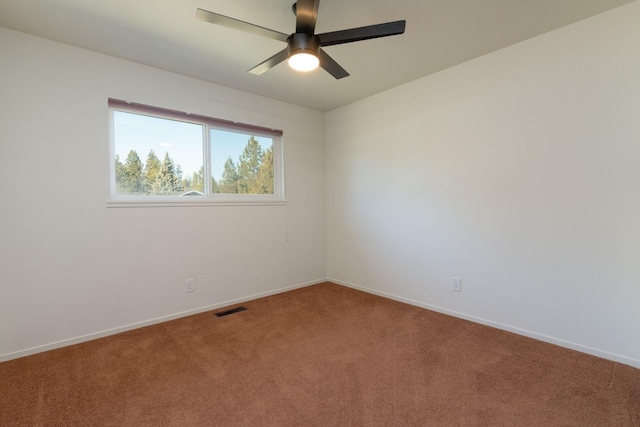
108 99 284 206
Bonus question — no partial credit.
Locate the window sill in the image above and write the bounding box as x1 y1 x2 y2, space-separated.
106 197 287 208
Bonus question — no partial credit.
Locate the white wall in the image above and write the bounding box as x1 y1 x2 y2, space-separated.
326 2 640 368
0 28 326 360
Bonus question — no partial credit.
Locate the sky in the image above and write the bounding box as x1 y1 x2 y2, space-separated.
114 111 273 181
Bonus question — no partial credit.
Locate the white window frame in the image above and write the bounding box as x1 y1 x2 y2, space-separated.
107 99 285 207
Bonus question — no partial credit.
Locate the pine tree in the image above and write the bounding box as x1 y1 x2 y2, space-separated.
175 164 183 191
255 146 274 194
158 152 178 194
114 154 126 193
237 136 264 194
219 157 239 194
192 166 204 192
143 150 161 194
181 176 192 192
122 150 144 194
211 176 219 193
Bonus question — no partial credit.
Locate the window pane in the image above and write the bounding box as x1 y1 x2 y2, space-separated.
210 129 274 195
113 111 204 196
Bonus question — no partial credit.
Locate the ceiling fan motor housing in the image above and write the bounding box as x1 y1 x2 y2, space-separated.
288 32 320 57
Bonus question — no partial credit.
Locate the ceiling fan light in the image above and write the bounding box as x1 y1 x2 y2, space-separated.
288 52 319 72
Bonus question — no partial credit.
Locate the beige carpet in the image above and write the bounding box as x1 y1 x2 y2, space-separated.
1 282 638 426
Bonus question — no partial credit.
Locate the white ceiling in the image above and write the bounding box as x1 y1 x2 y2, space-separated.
0 0 634 111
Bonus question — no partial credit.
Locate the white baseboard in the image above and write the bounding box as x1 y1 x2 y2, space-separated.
328 277 640 370
0 278 326 363
4 277 638 370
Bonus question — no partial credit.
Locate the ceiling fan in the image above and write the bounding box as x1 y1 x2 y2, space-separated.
196 0 406 79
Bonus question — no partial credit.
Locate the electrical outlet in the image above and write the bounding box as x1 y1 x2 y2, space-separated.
451 277 461 292
185 278 195 293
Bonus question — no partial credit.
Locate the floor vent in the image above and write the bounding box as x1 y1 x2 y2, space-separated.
214 306 247 317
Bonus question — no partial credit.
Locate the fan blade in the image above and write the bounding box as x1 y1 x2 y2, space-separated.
318 20 406 47
248 48 290 75
295 0 320 34
318 49 349 79
196 8 289 43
